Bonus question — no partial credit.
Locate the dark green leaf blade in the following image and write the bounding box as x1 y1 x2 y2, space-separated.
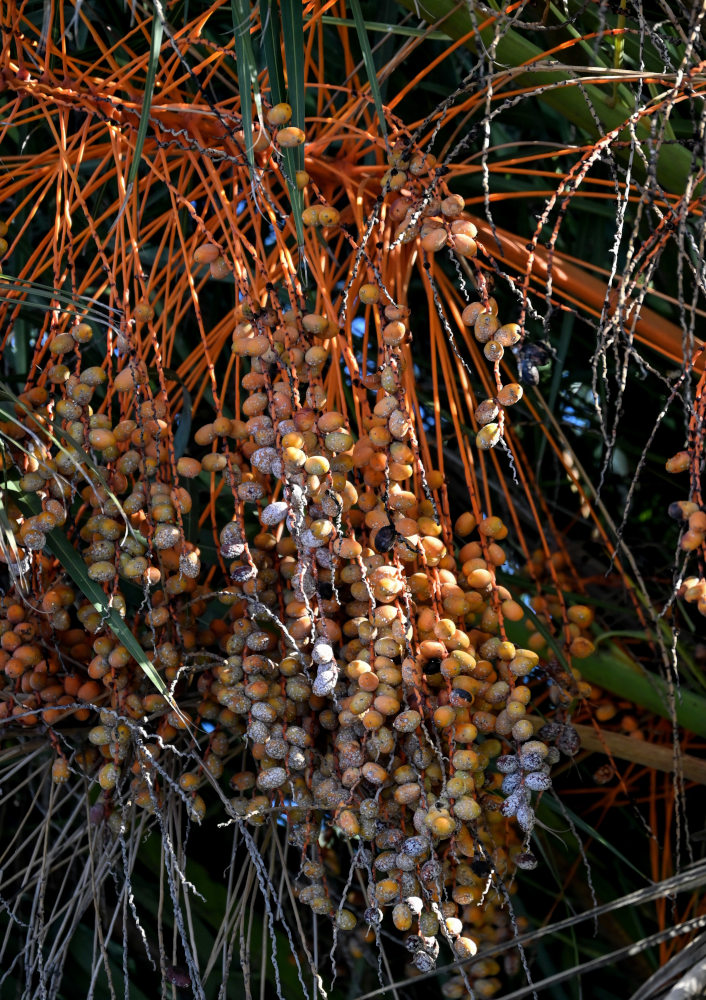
350 0 388 143
280 0 305 171
232 0 258 173
260 0 285 107
277 2 306 252
127 8 163 188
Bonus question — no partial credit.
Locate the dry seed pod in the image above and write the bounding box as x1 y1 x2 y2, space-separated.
476 424 501 450
474 312 500 343
449 233 477 258
382 168 407 190
689 511 706 532
475 399 499 426
319 207 340 226
276 127 305 147
410 152 437 175
421 228 448 252
114 361 149 392
49 333 75 355
302 313 329 335
441 194 465 217
669 501 699 521
176 457 202 478
98 762 119 790
484 340 504 362
495 323 522 347
450 219 477 238
193 244 220 264
359 283 380 304
665 451 690 473
302 206 320 226
496 383 523 406
210 257 230 279
134 300 154 322
267 102 292 125
51 758 70 784
256 767 287 790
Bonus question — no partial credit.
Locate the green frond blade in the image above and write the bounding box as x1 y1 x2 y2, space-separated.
280 0 305 170
279 0 306 251
232 0 260 173
127 7 163 189
350 0 389 144
261 0 285 107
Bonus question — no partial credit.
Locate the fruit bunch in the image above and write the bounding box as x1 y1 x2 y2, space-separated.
0 120 607 995
667 444 706 618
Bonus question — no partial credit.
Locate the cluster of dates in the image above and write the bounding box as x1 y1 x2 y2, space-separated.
0 143 598 997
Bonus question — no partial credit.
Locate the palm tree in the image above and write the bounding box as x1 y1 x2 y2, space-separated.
0 2 704 997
